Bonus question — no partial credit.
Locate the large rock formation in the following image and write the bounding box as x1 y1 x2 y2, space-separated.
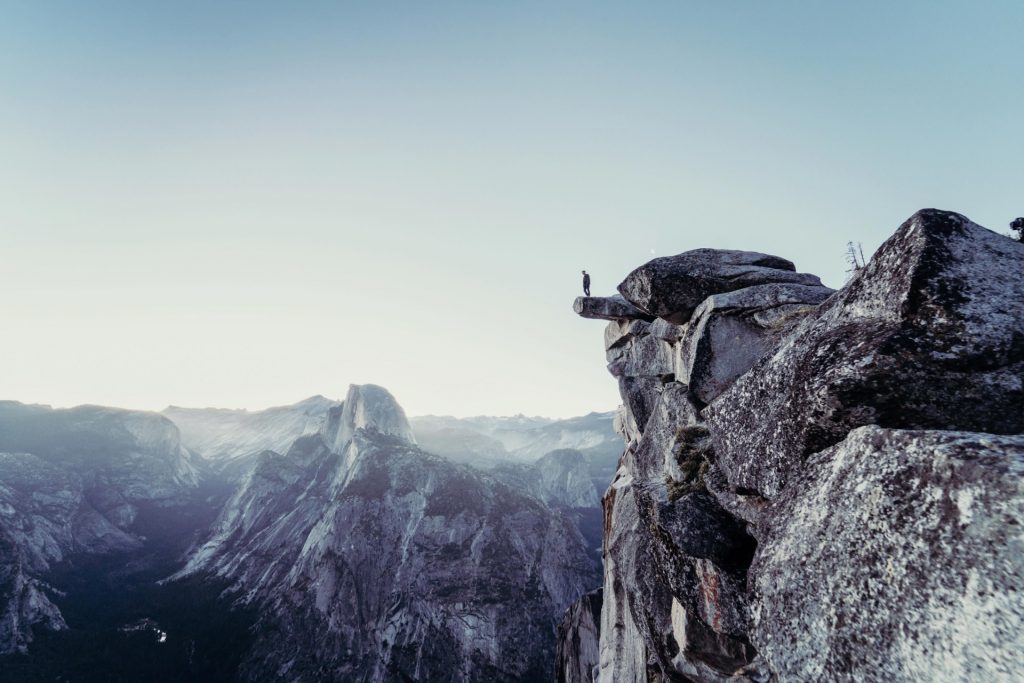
0 403 199 653
556 588 603 683
752 426 1024 682
616 249 824 324
569 209 1024 682
175 384 600 682
574 295 654 322
705 209 1024 498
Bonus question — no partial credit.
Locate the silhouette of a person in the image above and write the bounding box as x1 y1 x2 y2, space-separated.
582 270 591 296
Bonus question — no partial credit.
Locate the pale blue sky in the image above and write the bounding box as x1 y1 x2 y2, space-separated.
2 1 1022 417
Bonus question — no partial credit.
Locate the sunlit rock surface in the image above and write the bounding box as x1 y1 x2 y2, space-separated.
753 426 1024 682
571 209 1024 682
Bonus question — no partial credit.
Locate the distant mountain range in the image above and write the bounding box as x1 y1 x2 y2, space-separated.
163 397 622 501
0 390 617 681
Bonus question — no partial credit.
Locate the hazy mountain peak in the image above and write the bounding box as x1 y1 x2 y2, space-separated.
323 384 416 452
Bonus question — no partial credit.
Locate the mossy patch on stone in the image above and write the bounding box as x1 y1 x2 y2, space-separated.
665 424 713 501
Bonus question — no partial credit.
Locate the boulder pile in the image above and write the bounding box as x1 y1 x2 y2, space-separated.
563 209 1024 683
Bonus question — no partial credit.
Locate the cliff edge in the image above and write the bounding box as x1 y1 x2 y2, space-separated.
564 209 1024 683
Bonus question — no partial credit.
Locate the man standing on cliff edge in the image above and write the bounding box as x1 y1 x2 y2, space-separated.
582 270 591 296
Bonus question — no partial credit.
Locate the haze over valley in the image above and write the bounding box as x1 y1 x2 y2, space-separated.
0 387 613 680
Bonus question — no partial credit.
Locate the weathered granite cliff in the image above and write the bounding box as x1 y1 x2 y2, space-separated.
566 209 1024 682
174 384 600 682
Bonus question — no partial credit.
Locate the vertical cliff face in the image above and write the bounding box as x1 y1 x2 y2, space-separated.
176 384 600 682
556 588 603 683
566 209 1024 682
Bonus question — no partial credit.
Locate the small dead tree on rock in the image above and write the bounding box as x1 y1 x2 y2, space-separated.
845 241 867 278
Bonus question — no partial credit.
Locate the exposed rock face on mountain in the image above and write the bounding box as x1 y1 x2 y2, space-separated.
163 395 338 472
615 249 824 324
574 295 654 322
705 210 1024 498
322 384 417 451
176 384 600 682
0 403 199 653
753 426 1024 682
569 209 1024 682
556 588 602 683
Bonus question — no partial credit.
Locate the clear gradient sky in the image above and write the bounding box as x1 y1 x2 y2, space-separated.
2 1 1022 417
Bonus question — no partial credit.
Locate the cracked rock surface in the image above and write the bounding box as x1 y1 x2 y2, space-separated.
568 208 1024 683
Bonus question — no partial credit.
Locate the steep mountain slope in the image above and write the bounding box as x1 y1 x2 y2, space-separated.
163 395 338 472
175 385 601 682
0 402 200 654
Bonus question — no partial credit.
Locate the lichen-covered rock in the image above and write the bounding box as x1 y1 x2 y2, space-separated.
705 209 1024 498
670 599 756 681
626 386 755 650
617 249 823 324
555 588 603 683
574 295 654 321
616 377 663 441
678 283 834 405
752 426 1024 683
595 380 760 681
605 319 652 352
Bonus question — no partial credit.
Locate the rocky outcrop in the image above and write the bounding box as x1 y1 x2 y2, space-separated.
556 588 603 683
573 209 1024 682
705 209 1024 498
0 559 66 656
616 249 824 324
574 295 654 322
675 283 834 405
0 403 200 653
752 426 1024 682
176 384 600 682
